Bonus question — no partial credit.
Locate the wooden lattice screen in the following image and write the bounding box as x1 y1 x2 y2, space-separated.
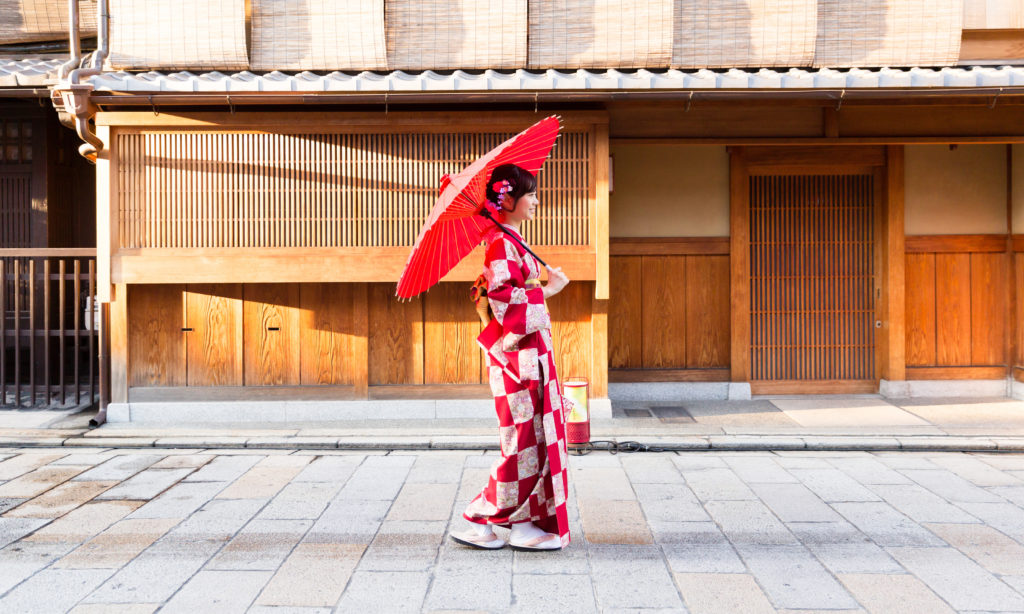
749 174 876 382
116 131 591 249
0 118 33 249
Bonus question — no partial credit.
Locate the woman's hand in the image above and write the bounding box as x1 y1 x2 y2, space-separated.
543 267 570 299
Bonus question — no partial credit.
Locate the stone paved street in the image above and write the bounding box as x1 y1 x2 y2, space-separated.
1 447 1024 612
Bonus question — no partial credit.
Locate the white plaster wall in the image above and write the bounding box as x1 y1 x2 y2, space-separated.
905 145 1008 235
608 145 730 237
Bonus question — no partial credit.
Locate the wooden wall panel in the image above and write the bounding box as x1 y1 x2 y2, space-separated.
243 284 301 386
368 283 424 385
905 238 1013 372
1018 253 1024 368
608 256 642 368
299 284 355 386
641 256 687 368
185 284 243 386
970 253 1007 366
548 281 592 381
609 251 730 373
904 253 936 366
685 255 730 368
128 284 185 387
423 283 482 385
934 253 972 366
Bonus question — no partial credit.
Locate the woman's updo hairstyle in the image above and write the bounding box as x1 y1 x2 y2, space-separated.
486 163 538 212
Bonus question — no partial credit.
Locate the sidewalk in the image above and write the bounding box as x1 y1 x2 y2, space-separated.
2 396 1024 452
1 445 1024 612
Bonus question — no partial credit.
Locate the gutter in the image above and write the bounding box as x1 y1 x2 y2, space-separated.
84 86 1024 108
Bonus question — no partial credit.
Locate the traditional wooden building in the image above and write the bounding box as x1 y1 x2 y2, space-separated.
18 0 1024 420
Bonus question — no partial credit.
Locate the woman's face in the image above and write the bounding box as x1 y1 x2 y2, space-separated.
502 190 539 224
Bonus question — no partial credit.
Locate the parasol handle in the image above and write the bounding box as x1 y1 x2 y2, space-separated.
479 209 551 269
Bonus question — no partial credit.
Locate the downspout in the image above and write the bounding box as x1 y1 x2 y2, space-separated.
54 0 109 163
56 0 81 80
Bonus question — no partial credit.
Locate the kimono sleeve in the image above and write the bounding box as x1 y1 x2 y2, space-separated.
483 235 551 351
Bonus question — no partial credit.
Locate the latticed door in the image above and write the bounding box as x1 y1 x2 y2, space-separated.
749 174 877 385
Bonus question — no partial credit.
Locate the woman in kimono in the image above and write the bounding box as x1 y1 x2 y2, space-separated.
451 163 572 552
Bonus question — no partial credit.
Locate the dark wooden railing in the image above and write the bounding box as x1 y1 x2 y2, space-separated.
0 249 98 408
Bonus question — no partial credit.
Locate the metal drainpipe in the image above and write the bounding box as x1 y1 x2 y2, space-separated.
64 0 110 162
57 0 81 80
89 0 109 70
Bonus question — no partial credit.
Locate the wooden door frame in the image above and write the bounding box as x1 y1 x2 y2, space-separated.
729 145 899 394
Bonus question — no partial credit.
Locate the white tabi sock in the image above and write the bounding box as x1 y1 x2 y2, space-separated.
510 521 549 542
470 522 495 537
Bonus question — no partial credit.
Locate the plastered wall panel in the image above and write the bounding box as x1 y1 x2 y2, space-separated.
905 145 1007 236
609 145 729 237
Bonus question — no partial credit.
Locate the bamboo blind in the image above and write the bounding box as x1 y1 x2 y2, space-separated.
527 0 673 69
673 0 817 68
107 0 248 71
0 0 97 45
386 0 527 70
116 130 591 249
963 0 1024 29
814 0 963 68
750 175 876 382
250 0 387 71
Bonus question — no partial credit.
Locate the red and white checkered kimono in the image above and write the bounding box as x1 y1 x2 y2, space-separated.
464 224 571 547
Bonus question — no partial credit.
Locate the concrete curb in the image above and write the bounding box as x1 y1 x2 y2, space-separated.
3 434 1024 452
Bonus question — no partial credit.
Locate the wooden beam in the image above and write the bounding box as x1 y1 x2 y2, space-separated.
905 234 1009 253
729 148 751 383
741 146 887 168
751 380 878 394
613 136 1024 145
960 29 1024 61
609 368 729 383
113 247 597 284
905 366 1009 380
97 110 609 129
882 146 907 382
610 237 730 256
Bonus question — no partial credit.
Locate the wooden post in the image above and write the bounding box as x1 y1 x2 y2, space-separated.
591 297 608 398
96 125 115 303
109 283 128 403
594 123 610 300
1007 146 1018 381
881 146 906 382
352 282 369 398
729 148 751 383
592 122 610 397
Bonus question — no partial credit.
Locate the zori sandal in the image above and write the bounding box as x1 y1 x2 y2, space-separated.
508 533 561 552
450 530 506 550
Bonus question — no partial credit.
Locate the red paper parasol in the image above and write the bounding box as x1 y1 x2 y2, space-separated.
395 115 561 300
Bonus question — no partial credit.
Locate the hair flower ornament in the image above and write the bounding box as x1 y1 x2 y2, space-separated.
484 178 514 215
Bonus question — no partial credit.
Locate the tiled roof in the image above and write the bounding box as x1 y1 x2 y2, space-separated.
85 66 1024 92
4 58 1024 92
0 57 63 87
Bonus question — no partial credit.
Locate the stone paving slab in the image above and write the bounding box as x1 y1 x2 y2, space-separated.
0 449 1022 611
4 480 117 518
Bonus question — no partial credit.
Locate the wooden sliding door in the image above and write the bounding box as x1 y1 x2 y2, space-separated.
734 147 885 394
